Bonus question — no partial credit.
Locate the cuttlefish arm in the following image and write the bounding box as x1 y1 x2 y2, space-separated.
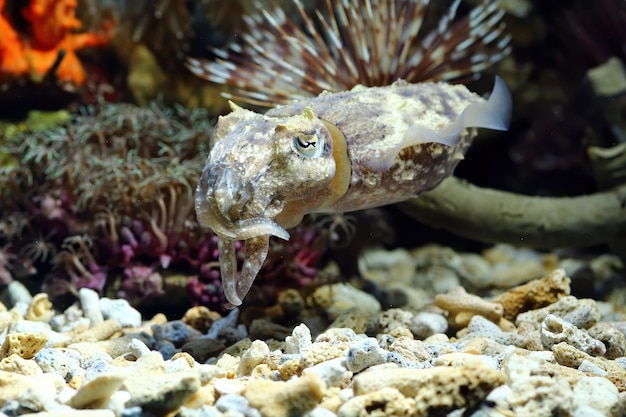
218 235 271 308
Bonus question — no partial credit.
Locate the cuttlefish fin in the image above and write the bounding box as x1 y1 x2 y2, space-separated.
365 76 512 172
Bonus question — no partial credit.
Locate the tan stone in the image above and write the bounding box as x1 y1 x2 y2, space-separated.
25 293 54 322
435 286 503 328
67 371 126 408
494 268 571 321
244 372 326 417
1 332 48 359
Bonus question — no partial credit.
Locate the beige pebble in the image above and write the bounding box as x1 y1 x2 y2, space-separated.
66 371 126 408
301 341 350 368
237 340 270 376
71 319 122 343
125 370 200 413
244 372 326 417
25 293 54 322
182 306 221 333
353 364 504 414
0 371 65 407
387 337 431 363
183 382 216 408
434 352 497 369
0 371 33 406
329 307 371 334
66 342 109 361
435 286 503 328
309 283 381 320
20 411 115 417
1 332 48 359
0 354 42 375
493 268 571 321
553 342 626 391
338 387 416 417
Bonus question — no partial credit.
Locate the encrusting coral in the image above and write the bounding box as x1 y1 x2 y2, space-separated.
0 0 110 85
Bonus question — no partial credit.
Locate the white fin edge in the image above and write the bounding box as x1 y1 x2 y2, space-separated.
367 76 512 172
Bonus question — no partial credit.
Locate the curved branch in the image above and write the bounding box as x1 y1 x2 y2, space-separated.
398 177 626 248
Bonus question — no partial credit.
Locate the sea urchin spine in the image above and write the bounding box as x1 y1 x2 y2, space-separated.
187 0 511 106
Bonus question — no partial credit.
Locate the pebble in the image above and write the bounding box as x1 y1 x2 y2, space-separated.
79 288 104 326
0 255 623 417
345 338 387 373
99 298 141 328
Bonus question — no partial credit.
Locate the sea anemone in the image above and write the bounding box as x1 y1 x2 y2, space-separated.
187 0 511 106
0 100 223 308
0 98 334 311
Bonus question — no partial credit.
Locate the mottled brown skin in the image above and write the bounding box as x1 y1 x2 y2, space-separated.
195 79 511 306
265 81 480 213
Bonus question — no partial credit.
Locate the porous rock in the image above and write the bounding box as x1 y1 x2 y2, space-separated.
505 375 575 417
243 372 326 417
541 314 606 355
435 286 504 328
588 322 626 359
1 332 48 359
516 296 600 330
493 268 571 321
351 364 504 414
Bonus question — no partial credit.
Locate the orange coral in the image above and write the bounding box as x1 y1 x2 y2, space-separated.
0 0 110 85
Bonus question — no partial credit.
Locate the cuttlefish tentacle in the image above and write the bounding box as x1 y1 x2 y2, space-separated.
237 235 270 302
217 237 239 306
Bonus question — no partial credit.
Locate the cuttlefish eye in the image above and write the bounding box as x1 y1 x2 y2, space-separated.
292 133 323 158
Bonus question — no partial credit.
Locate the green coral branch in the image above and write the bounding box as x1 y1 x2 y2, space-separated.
398 177 626 249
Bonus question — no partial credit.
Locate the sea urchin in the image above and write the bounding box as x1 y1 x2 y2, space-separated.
187 0 511 106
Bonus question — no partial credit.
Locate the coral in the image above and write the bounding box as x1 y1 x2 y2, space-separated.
188 0 511 106
541 314 606 356
434 286 504 328
0 332 48 360
516 295 600 330
494 268 571 321
0 0 111 85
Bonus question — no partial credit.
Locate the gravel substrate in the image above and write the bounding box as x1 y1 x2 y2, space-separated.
0 245 624 417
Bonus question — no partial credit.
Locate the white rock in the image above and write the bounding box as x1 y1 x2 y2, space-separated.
34 348 85 382
572 377 619 416
285 323 313 354
345 338 387 373
578 360 608 376
215 394 261 417
79 288 104 325
304 358 351 388
541 314 606 355
410 312 447 338
127 338 151 358
99 298 141 328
